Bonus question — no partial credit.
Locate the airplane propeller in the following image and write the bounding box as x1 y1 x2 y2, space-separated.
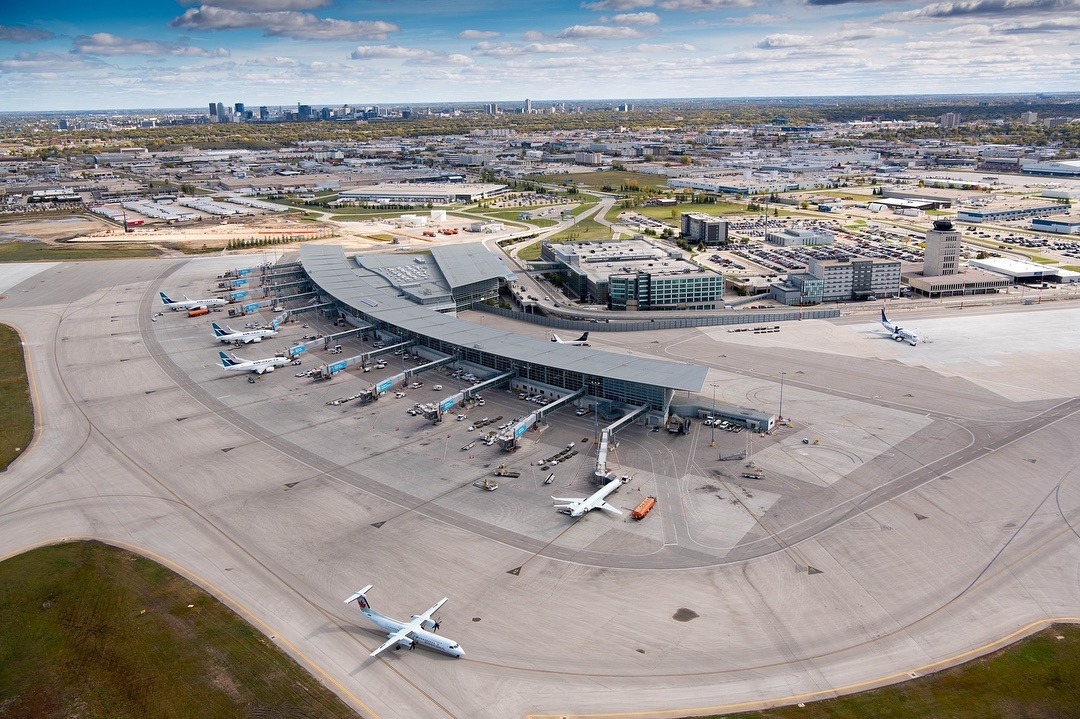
432 619 441 632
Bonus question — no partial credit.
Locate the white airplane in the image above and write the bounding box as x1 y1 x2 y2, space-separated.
160 292 226 311
219 351 289 375
211 321 277 345
551 331 589 346
552 476 626 518
344 585 464 658
880 309 919 346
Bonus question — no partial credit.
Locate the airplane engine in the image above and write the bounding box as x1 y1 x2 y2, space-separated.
893 335 904 341
421 618 438 630
264 365 275 372
396 636 415 649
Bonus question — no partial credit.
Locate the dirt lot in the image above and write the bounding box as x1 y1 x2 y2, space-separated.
0 215 112 242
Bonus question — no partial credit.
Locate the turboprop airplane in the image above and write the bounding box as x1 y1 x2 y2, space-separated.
211 321 277 344
880 309 919 346
343 585 464 658
550 331 589 346
552 475 626 518
218 351 289 375
160 292 226 311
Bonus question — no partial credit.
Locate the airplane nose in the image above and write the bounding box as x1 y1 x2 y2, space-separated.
455 648 465 657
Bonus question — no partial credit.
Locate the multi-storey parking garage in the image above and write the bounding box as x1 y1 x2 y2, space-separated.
296 244 707 420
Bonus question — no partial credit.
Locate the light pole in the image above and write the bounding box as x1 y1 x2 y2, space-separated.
709 381 719 446
778 370 786 424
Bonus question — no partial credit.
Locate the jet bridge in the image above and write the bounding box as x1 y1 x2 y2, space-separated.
593 405 648 482
283 301 335 317
270 290 317 303
357 356 456 403
419 370 516 422
498 386 588 451
321 324 373 349
314 340 415 380
263 278 312 293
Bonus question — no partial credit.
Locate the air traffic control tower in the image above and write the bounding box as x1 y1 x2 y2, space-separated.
296 244 707 422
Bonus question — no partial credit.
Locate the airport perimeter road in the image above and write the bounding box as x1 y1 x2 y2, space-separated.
2 258 1079 719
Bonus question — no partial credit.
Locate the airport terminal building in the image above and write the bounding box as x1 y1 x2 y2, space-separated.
295 244 708 421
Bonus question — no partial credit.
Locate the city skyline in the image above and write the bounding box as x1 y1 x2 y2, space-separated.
1 0 1077 112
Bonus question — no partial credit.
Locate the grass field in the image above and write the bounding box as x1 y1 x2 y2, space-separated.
0 541 358 719
636 202 755 220
714 624 1080 719
0 324 33 472
0 243 160 262
525 170 669 192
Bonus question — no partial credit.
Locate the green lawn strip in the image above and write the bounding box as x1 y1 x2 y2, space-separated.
1026 255 1058 265
0 324 33 471
0 542 358 719
518 241 542 261
0 243 160 262
548 216 614 242
710 624 1080 719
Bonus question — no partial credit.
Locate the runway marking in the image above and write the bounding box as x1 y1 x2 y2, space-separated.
523 616 1080 718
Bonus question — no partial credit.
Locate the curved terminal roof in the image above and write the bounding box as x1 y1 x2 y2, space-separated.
299 244 707 393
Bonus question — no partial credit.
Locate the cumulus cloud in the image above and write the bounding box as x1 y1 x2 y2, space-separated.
723 13 788 24
179 0 330 8
888 0 1076 20
71 33 229 57
609 11 662 24
522 30 547 41
658 0 759 8
458 29 500 39
0 51 105 74
473 40 591 56
755 33 812 48
351 44 437 59
992 16 1080 32
0 25 54 42
171 6 399 40
634 42 696 50
582 0 656 9
557 24 643 38
244 55 300 66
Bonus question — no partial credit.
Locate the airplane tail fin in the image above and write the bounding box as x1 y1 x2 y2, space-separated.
219 351 239 368
576 332 589 343
211 322 227 336
159 292 174 305
344 584 375 612
881 309 889 324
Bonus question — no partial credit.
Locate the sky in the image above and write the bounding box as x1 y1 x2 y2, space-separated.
0 0 1077 111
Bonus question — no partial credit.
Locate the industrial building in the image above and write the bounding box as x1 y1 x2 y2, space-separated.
806 256 901 302
968 257 1080 284
680 213 729 246
539 239 726 310
295 244 707 421
337 183 507 205
1031 217 1080 234
769 273 824 305
957 203 1069 224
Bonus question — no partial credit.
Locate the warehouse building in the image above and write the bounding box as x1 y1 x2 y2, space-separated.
337 182 506 205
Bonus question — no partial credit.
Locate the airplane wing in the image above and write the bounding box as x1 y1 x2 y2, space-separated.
551 496 584 503
598 502 623 515
416 597 448 624
370 627 413 658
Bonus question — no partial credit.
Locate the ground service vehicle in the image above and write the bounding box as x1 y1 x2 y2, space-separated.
631 496 656 520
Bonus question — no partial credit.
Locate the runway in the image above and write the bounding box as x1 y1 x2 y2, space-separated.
2 257 1078 719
